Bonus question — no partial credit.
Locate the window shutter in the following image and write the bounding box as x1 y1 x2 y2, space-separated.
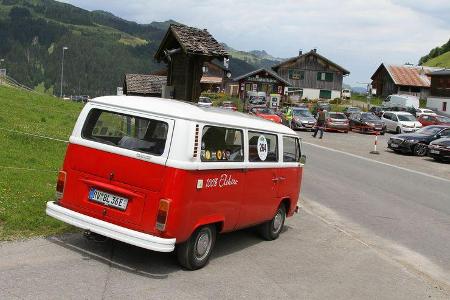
317 72 321 80
326 73 333 82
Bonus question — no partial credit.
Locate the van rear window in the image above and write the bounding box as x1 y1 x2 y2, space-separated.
201 126 244 162
82 109 168 156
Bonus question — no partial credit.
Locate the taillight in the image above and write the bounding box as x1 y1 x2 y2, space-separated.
156 199 170 231
56 171 66 200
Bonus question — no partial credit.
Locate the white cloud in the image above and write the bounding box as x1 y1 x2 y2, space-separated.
60 0 450 85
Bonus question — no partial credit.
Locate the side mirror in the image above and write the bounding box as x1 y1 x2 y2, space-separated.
299 155 307 165
435 134 441 139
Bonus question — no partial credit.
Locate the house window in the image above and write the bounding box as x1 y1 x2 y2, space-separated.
317 72 333 82
411 87 420 93
288 69 304 80
319 90 332 99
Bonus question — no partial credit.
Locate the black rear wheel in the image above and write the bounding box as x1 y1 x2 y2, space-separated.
177 225 216 270
259 205 286 241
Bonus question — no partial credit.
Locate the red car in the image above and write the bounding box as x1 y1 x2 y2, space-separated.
250 107 282 123
220 101 237 111
417 114 450 127
324 112 349 133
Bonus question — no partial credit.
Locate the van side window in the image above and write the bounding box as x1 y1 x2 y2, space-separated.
383 113 391 120
248 131 278 162
283 137 301 162
82 109 168 156
201 126 244 162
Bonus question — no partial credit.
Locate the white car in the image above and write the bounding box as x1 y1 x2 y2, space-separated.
341 89 351 99
381 111 422 134
198 96 213 107
415 108 436 117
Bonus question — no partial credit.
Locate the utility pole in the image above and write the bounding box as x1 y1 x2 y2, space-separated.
60 46 68 98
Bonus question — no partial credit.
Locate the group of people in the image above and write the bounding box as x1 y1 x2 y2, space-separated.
285 107 326 139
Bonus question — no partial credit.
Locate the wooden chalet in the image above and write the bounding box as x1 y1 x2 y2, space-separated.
272 49 350 101
427 69 450 115
233 68 291 100
155 24 228 102
370 63 441 99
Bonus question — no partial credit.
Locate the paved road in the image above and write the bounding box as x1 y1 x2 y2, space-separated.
301 141 450 290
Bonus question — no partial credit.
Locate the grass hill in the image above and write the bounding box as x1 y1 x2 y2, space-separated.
419 38 450 67
422 51 450 68
0 0 279 97
0 84 82 239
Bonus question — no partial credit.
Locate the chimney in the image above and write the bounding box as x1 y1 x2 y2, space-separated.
313 48 317 53
299 50 303 56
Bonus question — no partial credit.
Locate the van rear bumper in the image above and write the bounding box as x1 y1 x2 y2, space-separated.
46 201 176 252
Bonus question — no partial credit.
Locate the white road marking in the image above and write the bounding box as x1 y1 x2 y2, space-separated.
303 141 450 183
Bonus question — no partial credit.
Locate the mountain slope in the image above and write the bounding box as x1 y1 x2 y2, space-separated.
419 38 450 67
422 51 450 68
0 0 282 96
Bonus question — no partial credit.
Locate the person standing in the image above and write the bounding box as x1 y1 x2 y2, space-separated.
312 108 326 139
285 106 293 128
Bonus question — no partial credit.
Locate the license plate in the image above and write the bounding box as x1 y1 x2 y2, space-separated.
430 150 440 154
390 144 399 148
88 188 128 210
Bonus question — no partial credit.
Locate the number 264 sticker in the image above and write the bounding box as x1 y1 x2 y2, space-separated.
257 135 268 161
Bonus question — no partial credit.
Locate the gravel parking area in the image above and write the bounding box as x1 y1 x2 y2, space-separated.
296 129 450 180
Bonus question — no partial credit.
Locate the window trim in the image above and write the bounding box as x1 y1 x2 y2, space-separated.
248 130 279 163
200 125 245 163
81 108 169 157
282 136 301 163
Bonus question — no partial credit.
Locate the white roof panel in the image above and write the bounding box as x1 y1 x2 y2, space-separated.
90 96 296 135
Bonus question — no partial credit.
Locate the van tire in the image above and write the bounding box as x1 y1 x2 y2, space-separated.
259 205 286 241
176 225 216 270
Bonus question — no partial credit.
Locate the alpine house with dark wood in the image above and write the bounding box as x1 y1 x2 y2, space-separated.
272 49 350 101
154 24 228 102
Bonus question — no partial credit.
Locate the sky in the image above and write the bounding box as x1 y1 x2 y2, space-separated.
60 0 450 87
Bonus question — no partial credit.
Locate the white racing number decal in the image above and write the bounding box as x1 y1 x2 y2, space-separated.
205 174 238 188
257 135 268 161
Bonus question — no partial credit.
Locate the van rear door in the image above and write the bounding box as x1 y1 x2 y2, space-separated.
60 107 174 231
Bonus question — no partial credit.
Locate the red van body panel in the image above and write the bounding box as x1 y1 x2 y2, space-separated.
59 143 302 244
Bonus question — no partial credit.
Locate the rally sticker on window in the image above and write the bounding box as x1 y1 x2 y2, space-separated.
257 135 268 161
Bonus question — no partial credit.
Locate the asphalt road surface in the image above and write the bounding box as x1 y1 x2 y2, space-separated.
301 141 450 291
0 140 449 299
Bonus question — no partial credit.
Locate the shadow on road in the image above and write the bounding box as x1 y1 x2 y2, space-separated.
46 225 283 278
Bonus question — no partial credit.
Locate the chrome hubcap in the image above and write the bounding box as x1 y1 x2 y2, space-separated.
195 231 211 260
273 211 283 232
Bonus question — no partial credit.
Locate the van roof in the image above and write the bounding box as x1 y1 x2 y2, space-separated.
90 96 296 135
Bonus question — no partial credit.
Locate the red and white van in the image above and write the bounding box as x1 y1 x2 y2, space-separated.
46 96 305 270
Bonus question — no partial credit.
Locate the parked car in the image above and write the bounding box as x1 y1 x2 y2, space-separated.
198 96 213 107
348 112 385 134
291 108 316 131
428 138 450 162
369 106 385 118
382 94 419 109
46 95 304 270
244 91 266 112
343 106 362 117
317 102 331 112
250 107 282 123
417 114 450 127
381 111 422 134
221 101 237 111
387 125 450 156
341 89 351 99
415 108 436 117
324 112 349 133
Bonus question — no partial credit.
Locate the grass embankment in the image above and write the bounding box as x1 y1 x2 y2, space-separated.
0 86 83 240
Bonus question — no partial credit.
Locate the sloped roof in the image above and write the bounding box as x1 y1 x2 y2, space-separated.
200 76 223 84
155 24 228 60
233 68 291 86
272 50 350 75
123 74 166 95
429 69 450 76
371 64 442 87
